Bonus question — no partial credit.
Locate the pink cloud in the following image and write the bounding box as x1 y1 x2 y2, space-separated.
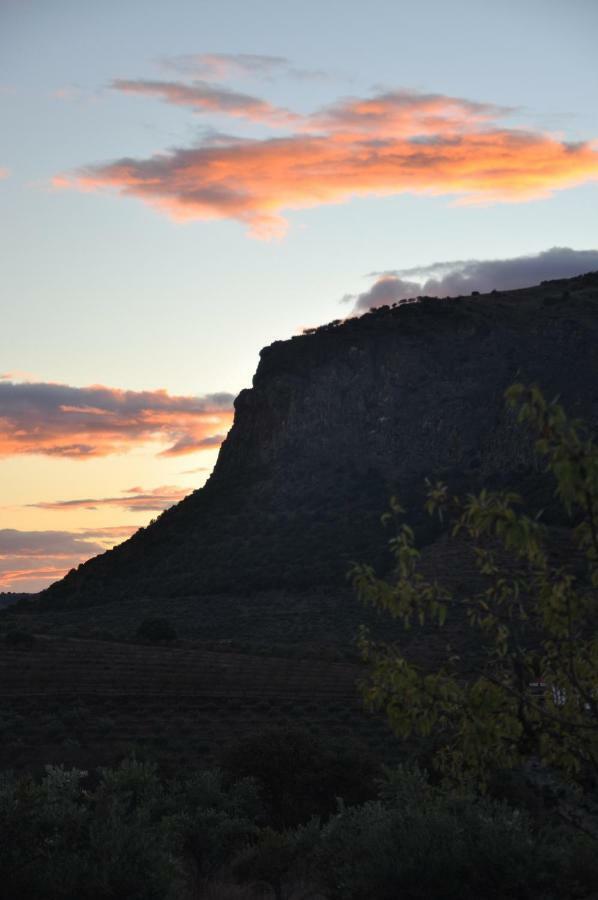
0 380 234 458
30 485 190 513
0 525 139 592
112 78 298 125
55 87 598 239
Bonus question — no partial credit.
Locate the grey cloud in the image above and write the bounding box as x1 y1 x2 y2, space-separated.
351 276 421 311
353 247 598 312
112 79 297 124
30 485 189 513
0 381 234 416
0 529 104 558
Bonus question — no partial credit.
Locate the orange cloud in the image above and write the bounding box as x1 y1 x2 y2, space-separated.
0 379 234 458
314 90 508 137
0 167 9 179
54 88 598 238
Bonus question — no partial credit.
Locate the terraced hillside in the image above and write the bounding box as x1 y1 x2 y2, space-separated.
0 635 396 774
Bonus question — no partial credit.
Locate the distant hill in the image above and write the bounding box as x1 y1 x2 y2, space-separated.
39 271 598 609
0 592 34 609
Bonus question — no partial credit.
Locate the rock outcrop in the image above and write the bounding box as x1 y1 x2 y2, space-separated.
41 271 598 607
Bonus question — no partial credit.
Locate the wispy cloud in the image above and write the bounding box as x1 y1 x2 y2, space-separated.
30 485 189 513
78 525 138 540
0 378 234 458
0 167 10 179
314 90 511 135
348 246 598 311
55 86 598 239
0 526 137 592
112 78 299 125
161 52 325 82
0 563 74 591
0 528 104 558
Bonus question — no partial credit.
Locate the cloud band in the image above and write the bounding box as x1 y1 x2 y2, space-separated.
0 379 234 458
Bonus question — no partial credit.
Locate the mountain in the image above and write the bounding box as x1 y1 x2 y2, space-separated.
40 271 598 609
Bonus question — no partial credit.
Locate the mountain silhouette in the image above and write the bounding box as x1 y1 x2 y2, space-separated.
40 270 598 609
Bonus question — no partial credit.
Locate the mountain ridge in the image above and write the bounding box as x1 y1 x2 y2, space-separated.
39 270 598 609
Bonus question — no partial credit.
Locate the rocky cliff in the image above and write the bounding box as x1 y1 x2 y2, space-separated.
41 271 598 608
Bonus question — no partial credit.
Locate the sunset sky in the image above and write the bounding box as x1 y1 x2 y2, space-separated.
1 0 597 590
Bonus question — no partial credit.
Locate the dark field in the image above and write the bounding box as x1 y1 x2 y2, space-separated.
0 624 397 775
0 579 490 776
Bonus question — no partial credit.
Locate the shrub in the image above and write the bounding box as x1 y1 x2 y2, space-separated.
314 767 598 900
170 769 260 887
221 725 379 829
0 760 176 900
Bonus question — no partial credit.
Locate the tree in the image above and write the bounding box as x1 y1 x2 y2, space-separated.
351 384 598 790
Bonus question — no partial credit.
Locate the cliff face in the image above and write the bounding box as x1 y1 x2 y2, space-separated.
42 272 598 607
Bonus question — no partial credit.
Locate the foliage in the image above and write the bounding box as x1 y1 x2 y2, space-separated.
1 757 597 899
314 765 598 900
170 769 260 885
351 384 598 788
0 759 176 900
221 725 379 829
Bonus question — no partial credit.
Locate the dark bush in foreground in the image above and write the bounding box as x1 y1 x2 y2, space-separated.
1 759 597 899
0 760 175 900
314 767 598 900
221 725 379 828
136 617 178 642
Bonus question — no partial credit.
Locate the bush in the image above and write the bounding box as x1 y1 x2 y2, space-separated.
221 725 379 829
170 769 260 887
1 758 596 899
0 760 176 900
135 617 177 642
314 766 598 900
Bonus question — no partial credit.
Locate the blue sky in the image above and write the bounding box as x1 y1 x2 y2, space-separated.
1 0 597 589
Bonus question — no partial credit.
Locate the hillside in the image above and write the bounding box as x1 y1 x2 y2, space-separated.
38 270 598 609
0 634 396 773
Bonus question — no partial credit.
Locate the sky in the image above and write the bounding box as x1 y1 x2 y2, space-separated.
1 0 597 591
